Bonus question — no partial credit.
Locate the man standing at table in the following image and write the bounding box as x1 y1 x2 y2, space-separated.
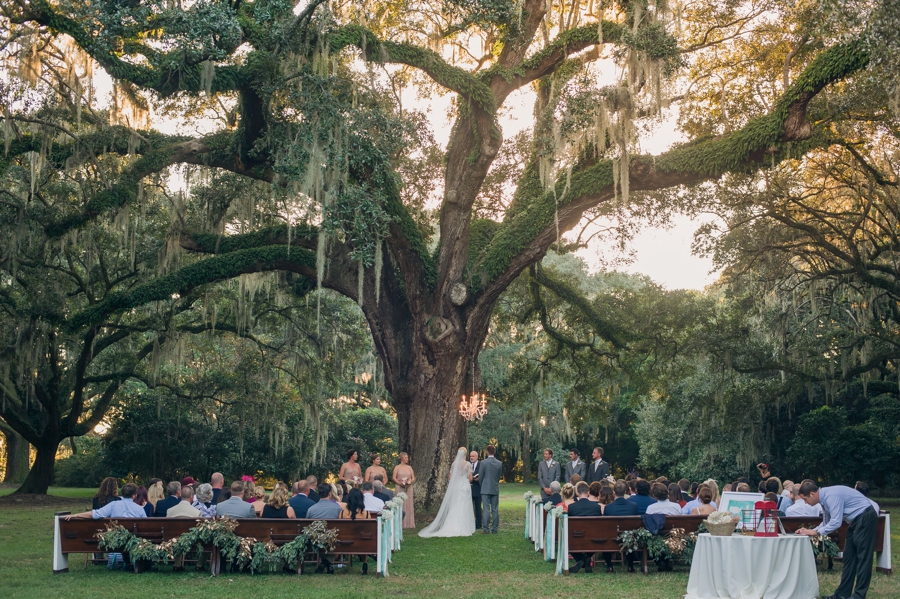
796 480 878 599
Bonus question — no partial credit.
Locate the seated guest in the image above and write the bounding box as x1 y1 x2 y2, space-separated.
147 479 164 512
210 472 224 504
373 474 393 499
855 481 880 512
167 486 201 518
736 482 752 493
757 480 767 494
262 486 296 518
691 487 716 516
722 483 733 493
764 492 786 516
339 488 373 574
361 481 385 512
560 483 576 511
373 480 391 503
332 483 346 509
307 483 343 519
67 483 146 519
93 477 120 510
569 473 582 485
766 478 792 512
599 486 614 513
683 483 716 514
217 481 257 518
679 479 691 503
782 480 795 498
545 481 562 505
181 476 197 491
785 490 823 517
306 476 320 502
289 480 316 518
669 483 686 508
242 480 255 502
588 481 602 502
603 481 639 572
217 488 231 503
251 485 267 517
646 482 682 516
193 483 217 518
628 479 657 515
134 485 153 517
567 482 601 573
153 481 182 517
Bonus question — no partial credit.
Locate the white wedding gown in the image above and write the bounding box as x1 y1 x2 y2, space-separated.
418 448 476 538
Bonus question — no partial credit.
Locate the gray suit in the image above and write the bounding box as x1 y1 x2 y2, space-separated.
537 460 560 500
216 496 256 518
480 455 502 533
565 459 586 483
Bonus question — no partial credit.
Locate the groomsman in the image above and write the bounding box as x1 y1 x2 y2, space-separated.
565 449 586 483
586 447 610 484
538 448 560 501
470 450 482 529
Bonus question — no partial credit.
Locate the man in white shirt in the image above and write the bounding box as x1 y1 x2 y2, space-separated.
785 496 822 517
645 482 682 516
361 482 385 512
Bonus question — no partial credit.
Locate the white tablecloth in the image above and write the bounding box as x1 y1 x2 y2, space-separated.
685 534 818 599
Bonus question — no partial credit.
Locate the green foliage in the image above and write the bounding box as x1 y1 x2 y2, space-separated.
323 407 399 476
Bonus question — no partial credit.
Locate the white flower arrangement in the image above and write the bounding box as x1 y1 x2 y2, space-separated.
543 502 554 512
395 492 408 502
523 491 534 499
380 509 394 521
551 506 564 518
706 511 735 525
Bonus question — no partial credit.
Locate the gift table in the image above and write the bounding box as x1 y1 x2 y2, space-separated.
685 533 818 599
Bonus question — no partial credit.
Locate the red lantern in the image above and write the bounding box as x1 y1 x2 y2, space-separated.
753 500 779 537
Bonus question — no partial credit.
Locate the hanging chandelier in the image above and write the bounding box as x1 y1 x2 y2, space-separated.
458 357 488 422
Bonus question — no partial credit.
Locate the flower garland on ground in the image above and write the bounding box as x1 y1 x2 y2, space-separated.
96 517 338 574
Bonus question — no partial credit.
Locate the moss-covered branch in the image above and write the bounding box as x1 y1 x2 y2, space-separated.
70 245 316 330
180 224 320 254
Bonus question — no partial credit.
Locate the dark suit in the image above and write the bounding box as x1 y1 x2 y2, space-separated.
602 497 639 569
586 459 610 484
153 495 180 517
308 489 320 503
470 460 482 529
545 493 562 505
627 493 656 515
567 498 602 570
211 488 222 504
289 493 316 518
374 491 391 503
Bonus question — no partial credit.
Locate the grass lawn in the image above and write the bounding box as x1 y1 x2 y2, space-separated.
0 483 897 598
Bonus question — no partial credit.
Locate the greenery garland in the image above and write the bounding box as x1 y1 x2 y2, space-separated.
810 534 840 560
616 527 699 564
96 517 339 574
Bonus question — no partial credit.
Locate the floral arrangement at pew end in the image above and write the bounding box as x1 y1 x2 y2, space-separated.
616 528 653 554
551 506 564 518
809 534 840 559
395 492 408 502
543 502 554 512
523 491 534 500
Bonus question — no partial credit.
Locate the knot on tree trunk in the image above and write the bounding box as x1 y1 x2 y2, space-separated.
782 92 814 142
425 316 455 342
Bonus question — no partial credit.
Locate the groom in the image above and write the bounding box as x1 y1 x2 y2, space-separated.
480 445 502 534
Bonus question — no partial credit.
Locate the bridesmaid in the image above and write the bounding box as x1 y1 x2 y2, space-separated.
364 453 388 483
392 452 416 528
339 449 363 483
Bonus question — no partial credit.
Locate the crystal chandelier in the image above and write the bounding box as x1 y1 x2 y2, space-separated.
459 357 488 422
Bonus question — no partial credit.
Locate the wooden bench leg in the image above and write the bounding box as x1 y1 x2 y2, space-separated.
642 548 649 575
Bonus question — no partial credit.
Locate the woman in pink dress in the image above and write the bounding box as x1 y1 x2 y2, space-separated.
392 452 416 528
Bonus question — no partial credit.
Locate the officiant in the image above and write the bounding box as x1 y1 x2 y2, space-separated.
469 450 482 529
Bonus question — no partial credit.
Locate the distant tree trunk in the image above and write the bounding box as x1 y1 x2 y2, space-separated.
1 425 31 483
522 422 532 483
14 443 56 494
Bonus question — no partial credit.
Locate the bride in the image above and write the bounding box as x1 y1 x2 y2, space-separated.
418 447 476 538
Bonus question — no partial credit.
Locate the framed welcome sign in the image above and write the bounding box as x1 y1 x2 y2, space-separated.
718 492 764 529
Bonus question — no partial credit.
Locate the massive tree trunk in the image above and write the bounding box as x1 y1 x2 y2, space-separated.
1 425 31 484
15 443 57 494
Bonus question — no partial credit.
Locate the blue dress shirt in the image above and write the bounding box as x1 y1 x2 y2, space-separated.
815 486 873 535
92 497 147 519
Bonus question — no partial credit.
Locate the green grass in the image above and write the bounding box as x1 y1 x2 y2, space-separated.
1 483 898 598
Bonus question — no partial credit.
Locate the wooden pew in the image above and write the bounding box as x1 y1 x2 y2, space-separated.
561 513 891 575
53 514 381 576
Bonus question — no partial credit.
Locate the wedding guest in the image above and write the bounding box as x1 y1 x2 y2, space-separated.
706 479 720 506
569 474 582 485
766 478 792 512
181 476 197 490
690 482 699 499
66 483 145 519
565 449 586 482
603 481 638 572
678 479 691 502
250 485 267 517
147 479 164 511
736 482 751 493
588 481 602 502
373 480 391 503
374 474 393 499
307 483 343 519
93 477 120 510
134 485 153 517
545 481 562 505
855 481 880 512
262 486 296 518
722 483 733 493
217 488 231 503
560 483 576 511
682 483 717 514
306 475 320 502
757 480 767 494
167 486 201 518
217 481 257 518
361 481 385 512
340 488 373 575
599 486 614 512
153 481 182 517
627 479 656 515
242 479 255 502
691 487 716 516
193 483 217 518
646 482 682 516
538 448 560 501
336 479 349 499
340 449 363 483
796 481 878 599
785 489 822 517
289 480 316 518
668 483 686 508
364 453 388 483
332 483 346 509
567 482 601 573
210 472 224 504
392 452 416 528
